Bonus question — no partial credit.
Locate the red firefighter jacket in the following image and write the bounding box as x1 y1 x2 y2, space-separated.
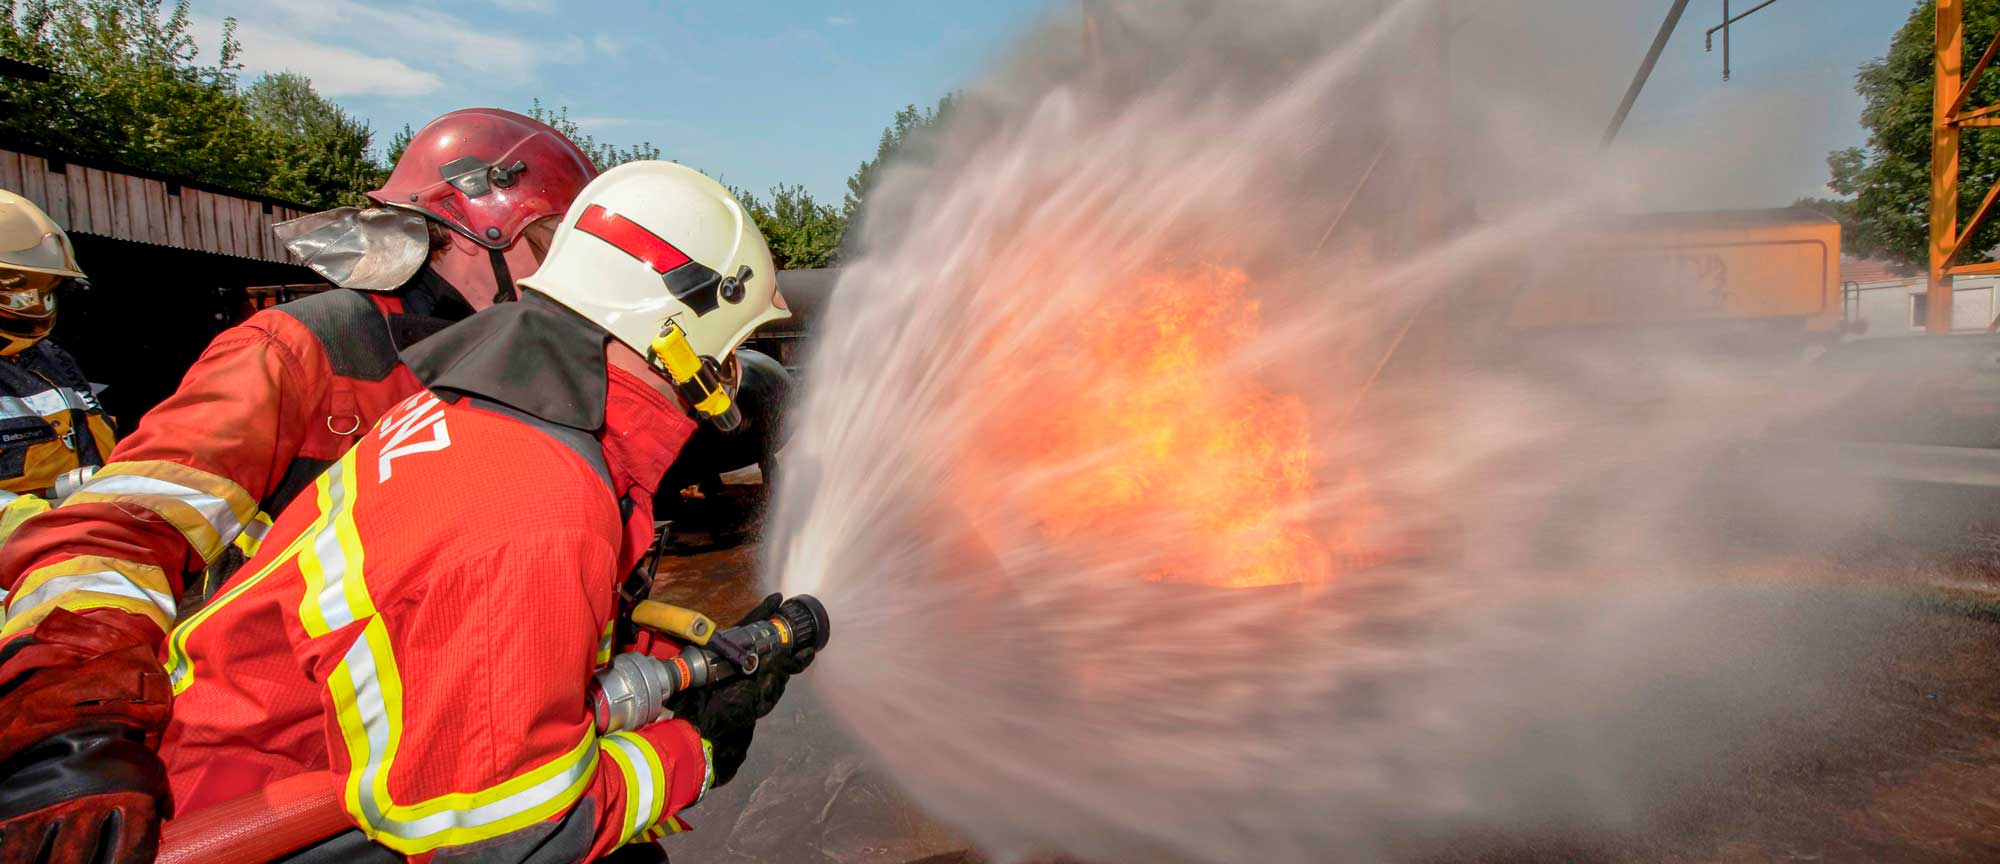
160 298 705 862
0 288 443 645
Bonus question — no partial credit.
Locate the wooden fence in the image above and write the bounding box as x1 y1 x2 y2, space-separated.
0 146 309 264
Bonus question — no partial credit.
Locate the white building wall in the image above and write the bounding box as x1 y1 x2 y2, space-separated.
1846 276 1999 338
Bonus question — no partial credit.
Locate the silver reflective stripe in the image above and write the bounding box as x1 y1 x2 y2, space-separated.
309 460 356 629
22 387 92 416
602 735 656 842
340 632 596 842
77 474 244 544
4 571 175 621
0 490 18 506
242 517 272 544
0 396 37 422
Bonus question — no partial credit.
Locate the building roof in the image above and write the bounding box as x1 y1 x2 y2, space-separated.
0 142 312 264
1607 207 1841 231
1842 256 1919 286
0 55 56 83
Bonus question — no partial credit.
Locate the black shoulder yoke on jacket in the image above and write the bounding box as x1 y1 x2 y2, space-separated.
274 267 476 382
274 289 400 382
401 291 611 433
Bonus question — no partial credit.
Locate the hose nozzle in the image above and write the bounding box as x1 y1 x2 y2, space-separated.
590 594 831 733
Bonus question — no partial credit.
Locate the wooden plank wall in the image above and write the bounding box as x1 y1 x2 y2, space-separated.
0 147 308 264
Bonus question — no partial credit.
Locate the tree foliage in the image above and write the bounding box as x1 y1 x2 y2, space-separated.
736 184 843 270
527 100 661 169
2 1 270 194
246 73 378 207
1830 0 2000 267
843 93 958 223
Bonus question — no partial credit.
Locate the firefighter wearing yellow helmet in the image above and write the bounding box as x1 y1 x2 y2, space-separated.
0 190 113 538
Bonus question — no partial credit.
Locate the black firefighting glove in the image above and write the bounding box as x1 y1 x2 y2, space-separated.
670 595 814 788
0 726 168 864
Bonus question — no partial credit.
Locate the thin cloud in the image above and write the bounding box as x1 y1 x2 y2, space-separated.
228 0 559 86
491 0 557 13
200 18 442 98
828 15 855 26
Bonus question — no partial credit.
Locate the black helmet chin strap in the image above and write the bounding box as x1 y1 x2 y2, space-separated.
488 246 517 304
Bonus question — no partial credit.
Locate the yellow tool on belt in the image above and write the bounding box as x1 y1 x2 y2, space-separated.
649 321 740 431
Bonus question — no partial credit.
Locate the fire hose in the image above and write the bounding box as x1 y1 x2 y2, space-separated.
156 594 831 864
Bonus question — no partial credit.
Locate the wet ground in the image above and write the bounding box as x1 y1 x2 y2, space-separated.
645 490 2000 864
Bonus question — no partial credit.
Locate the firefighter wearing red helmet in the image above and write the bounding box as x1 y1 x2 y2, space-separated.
0 108 596 864
159 161 800 861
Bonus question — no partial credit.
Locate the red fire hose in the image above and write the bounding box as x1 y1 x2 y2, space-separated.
156 771 350 864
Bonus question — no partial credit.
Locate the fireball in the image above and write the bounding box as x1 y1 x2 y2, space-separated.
971 263 1335 587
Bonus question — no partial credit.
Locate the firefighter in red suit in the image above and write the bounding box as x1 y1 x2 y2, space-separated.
157 161 798 861
0 109 596 862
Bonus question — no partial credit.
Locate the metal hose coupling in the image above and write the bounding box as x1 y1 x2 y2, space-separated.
589 594 830 733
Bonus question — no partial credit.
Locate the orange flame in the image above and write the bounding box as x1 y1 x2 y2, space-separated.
972 264 1331 587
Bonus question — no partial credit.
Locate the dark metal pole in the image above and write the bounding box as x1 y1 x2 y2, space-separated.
1723 0 1732 81
1602 0 1693 149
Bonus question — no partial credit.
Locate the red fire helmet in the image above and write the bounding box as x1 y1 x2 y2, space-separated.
368 108 598 251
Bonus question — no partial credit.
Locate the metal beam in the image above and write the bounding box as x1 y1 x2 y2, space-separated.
1602 0 1692 148
1931 0 1963 334
1946 174 2000 269
1947 260 2000 277
1950 27 2000 120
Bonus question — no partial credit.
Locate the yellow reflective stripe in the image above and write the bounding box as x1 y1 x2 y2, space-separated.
327 617 602 852
10 555 171 606
233 511 275 557
600 735 647 846
63 461 256 562
166 507 328 694
596 620 615 666
697 737 715 804
166 532 312 694
2 555 176 639
306 447 602 853
297 453 373 637
0 591 170 639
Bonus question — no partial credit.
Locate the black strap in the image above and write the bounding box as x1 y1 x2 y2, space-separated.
488 247 517 305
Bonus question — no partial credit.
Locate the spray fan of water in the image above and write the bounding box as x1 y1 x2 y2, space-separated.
769 1 1899 861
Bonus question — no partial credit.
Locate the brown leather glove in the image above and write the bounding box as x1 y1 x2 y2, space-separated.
0 610 172 864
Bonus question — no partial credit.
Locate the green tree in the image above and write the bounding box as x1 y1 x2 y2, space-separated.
0 0 386 209
527 100 660 168
1828 0 2000 267
736 184 844 269
0 0 275 196
246 72 381 207
843 93 958 223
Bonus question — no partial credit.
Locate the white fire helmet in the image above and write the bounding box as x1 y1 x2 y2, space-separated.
519 161 789 428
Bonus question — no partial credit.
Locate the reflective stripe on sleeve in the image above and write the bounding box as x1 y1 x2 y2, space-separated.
63 461 257 562
599 733 664 846
0 556 175 638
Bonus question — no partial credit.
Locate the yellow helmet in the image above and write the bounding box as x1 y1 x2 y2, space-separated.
0 191 81 356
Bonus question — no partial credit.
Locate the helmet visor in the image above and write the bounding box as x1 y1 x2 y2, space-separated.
0 271 61 318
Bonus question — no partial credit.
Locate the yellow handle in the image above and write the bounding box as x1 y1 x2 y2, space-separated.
630 600 717 646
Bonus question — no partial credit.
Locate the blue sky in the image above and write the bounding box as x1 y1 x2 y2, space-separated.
187 1 1917 209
